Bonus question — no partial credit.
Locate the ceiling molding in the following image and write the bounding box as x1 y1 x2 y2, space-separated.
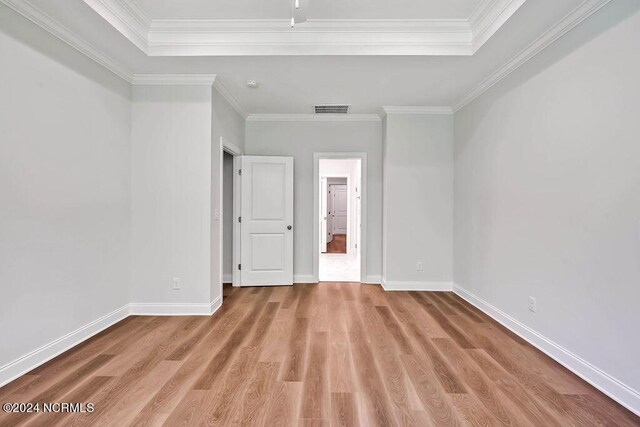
470 0 527 51
0 0 133 82
382 106 454 115
81 0 528 56
246 114 382 122
82 0 149 53
131 74 217 85
452 0 612 112
213 79 248 119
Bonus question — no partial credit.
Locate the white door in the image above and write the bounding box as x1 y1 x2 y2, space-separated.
327 186 333 243
239 156 294 286
332 185 348 234
320 177 328 253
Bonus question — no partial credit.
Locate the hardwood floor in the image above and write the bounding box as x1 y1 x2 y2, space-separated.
1 283 637 426
326 235 347 254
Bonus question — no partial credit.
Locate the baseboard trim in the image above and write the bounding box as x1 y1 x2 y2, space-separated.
129 296 222 316
222 274 232 284
294 274 317 284
382 280 453 292
0 304 129 388
453 284 640 416
363 275 382 284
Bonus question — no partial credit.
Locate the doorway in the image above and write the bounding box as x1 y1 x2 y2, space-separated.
317 157 362 282
222 151 234 286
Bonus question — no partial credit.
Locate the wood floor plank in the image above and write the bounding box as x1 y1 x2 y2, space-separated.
330 392 359 427
300 332 328 420
1 284 637 427
410 293 476 349
404 321 467 394
433 337 525 426
232 361 280 426
263 381 303 426
193 299 265 390
345 301 398 426
280 317 310 382
400 354 464 426
468 348 562 426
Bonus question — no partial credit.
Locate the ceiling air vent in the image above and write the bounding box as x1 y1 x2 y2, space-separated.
314 105 350 114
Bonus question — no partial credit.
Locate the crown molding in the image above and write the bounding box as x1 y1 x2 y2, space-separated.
0 0 133 82
82 0 149 53
246 114 381 122
382 106 454 116
81 0 527 56
453 0 612 112
131 74 217 85
470 0 527 51
213 79 248 119
147 19 473 56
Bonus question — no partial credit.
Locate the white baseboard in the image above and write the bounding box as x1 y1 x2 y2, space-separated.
222 274 232 283
453 284 640 416
294 274 317 284
0 304 129 388
129 296 222 316
382 280 453 292
363 275 382 284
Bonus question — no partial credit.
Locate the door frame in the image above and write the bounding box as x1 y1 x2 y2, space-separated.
313 153 367 283
218 137 243 291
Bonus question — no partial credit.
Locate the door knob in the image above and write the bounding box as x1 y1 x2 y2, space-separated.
287 225 292 230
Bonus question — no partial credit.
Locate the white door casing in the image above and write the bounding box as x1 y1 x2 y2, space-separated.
331 185 348 234
313 152 367 284
320 177 328 253
239 156 294 286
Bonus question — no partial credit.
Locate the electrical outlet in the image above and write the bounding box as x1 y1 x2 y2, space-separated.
529 296 536 313
173 277 181 290
416 262 424 271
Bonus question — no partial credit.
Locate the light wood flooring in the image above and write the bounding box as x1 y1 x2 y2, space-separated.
326 235 347 254
0 283 638 426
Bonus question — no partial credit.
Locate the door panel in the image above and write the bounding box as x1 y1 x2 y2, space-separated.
240 156 294 286
332 185 348 234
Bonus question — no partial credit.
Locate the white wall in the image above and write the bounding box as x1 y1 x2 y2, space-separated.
454 1 640 409
320 159 361 254
245 119 382 282
130 85 213 306
211 87 245 298
383 113 453 289
0 5 131 381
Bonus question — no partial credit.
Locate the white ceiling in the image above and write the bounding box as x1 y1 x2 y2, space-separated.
1 0 613 115
133 0 480 21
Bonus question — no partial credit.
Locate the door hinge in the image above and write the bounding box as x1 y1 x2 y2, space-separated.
238 264 241 270
238 169 242 176
238 216 241 223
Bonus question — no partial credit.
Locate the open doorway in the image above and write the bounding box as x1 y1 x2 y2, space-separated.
222 151 234 286
318 158 362 282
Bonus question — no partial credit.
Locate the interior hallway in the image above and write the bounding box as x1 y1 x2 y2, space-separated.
0 283 635 426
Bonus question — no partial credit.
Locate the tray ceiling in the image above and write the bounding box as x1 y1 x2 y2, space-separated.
81 0 527 56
